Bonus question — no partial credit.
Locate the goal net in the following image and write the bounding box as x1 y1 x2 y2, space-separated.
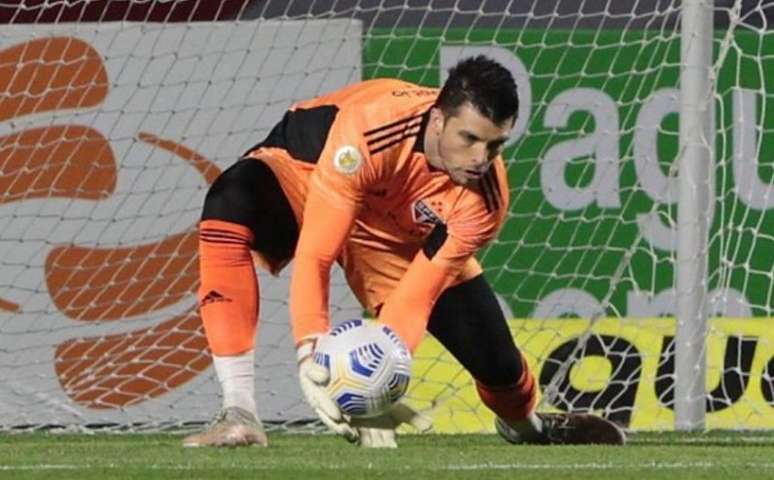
0 0 771 432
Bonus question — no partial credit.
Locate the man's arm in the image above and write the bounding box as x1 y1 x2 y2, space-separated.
288 174 363 442
288 106 376 340
377 227 465 353
377 253 455 352
289 184 358 343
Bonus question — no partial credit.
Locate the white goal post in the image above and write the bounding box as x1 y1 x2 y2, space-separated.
676 0 713 431
0 0 772 433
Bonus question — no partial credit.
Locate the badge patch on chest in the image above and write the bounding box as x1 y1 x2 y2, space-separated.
412 199 442 225
333 145 363 175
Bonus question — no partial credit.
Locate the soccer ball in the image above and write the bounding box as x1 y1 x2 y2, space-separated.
313 319 412 418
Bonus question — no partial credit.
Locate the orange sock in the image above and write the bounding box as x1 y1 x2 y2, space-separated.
198 219 259 356
475 356 537 422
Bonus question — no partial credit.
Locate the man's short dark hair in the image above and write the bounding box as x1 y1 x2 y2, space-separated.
436 55 519 125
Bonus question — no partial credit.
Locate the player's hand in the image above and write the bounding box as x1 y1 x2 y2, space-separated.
350 402 432 448
296 336 357 442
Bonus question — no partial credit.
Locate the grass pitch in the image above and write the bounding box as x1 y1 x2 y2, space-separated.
1 431 774 479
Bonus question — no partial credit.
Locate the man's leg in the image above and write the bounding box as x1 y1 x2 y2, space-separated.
426 274 625 445
184 158 298 447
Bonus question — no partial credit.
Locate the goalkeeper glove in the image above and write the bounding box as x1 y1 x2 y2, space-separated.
350 402 432 448
296 336 357 442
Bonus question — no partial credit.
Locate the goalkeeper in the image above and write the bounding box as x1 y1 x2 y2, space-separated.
184 56 626 448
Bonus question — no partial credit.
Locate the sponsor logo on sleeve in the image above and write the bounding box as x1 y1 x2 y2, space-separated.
333 145 363 175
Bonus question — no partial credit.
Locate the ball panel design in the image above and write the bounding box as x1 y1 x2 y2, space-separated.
335 392 369 416
329 319 364 337
348 343 384 378
312 351 330 370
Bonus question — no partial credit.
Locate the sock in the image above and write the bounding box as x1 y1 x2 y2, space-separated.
198 219 259 356
475 356 537 422
213 350 257 417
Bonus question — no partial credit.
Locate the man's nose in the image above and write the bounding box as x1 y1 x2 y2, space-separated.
472 154 490 169
471 146 488 168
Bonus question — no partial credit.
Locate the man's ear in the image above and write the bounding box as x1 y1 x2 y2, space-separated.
429 106 445 133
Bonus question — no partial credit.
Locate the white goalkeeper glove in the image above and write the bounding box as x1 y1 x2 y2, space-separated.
296 336 357 442
350 402 432 448
297 336 431 448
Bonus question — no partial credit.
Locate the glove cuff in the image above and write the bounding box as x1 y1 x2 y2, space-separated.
296 335 319 364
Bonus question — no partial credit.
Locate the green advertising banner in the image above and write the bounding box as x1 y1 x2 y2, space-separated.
364 28 773 320
365 28 774 430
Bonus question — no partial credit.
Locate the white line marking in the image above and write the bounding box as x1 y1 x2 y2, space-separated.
441 462 726 470
0 465 81 470
3 462 774 471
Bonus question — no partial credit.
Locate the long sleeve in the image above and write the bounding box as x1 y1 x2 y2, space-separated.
377 248 457 352
289 185 358 343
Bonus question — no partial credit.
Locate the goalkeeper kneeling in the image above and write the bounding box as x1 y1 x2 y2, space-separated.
185 55 624 448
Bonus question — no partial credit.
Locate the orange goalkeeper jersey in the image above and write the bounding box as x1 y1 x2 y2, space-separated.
247 78 509 351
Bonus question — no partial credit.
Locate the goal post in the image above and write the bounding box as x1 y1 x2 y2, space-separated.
675 0 714 432
0 1 772 433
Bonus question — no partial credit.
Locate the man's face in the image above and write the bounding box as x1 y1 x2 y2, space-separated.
432 102 513 187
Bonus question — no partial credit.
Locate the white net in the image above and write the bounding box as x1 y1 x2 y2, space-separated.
0 0 771 432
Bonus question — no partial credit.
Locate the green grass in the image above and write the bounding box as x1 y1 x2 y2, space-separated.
1 431 774 479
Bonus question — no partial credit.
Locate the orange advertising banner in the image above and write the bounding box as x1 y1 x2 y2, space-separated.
0 19 362 427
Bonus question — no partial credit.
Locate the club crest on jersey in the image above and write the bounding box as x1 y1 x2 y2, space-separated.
333 145 363 175
412 200 442 225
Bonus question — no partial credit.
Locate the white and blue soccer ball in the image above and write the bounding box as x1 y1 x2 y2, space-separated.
313 319 412 418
